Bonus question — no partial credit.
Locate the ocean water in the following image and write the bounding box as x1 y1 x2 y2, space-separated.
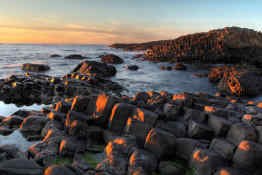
0 44 218 96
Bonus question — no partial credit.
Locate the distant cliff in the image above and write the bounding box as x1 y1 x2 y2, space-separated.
110 27 262 64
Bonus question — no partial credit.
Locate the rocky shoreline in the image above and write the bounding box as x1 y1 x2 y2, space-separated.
1 27 262 175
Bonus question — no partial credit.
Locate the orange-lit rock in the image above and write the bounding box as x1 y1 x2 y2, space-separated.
95 93 109 113
238 140 250 151
248 101 255 105
257 102 262 108
243 114 252 121
193 149 209 163
205 106 216 112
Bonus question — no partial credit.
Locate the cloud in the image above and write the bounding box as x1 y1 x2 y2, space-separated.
0 22 180 44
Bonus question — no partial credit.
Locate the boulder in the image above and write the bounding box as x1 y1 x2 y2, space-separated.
227 123 257 145
100 54 124 64
210 139 236 160
233 140 262 171
64 54 85 59
0 159 43 175
44 165 76 175
174 63 187 70
187 120 214 140
108 103 137 134
190 149 226 175
144 128 176 159
159 161 186 175
19 115 48 138
21 63 50 72
125 65 139 71
156 121 186 138
0 145 25 161
71 61 117 77
208 115 232 136
175 138 207 161
128 149 158 174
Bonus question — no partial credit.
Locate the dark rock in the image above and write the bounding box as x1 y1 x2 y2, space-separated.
0 145 25 161
50 54 62 58
190 149 226 175
48 112 67 122
174 63 187 70
59 138 85 157
21 63 50 72
108 103 136 134
128 149 157 174
214 168 248 175
144 128 176 159
65 54 85 59
188 120 214 140
125 65 139 71
175 138 207 161
44 165 76 175
159 161 186 175
184 108 207 123
210 139 236 160
208 115 232 136
156 121 186 138
71 61 117 77
19 115 48 138
0 159 43 175
233 140 262 171
227 122 257 145
100 54 124 64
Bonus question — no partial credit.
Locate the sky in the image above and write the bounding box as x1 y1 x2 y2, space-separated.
0 0 261 44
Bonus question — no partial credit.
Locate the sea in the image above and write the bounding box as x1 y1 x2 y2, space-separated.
0 44 220 150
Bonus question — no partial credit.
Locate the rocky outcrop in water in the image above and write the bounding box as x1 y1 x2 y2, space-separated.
209 66 262 97
22 63 50 72
100 54 124 64
72 61 117 77
64 54 85 59
0 72 122 106
2 90 262 175
112 27 262 64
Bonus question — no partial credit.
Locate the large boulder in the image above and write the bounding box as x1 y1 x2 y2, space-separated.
100 54 124 64
0 159 43 175
71 61 117 77
44 165 76 175
21 63 50 72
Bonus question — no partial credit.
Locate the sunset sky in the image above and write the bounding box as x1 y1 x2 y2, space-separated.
0 0 261 44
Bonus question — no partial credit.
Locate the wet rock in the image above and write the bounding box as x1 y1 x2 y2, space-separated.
71 61 117 77
0 126 14 135
159 161 186 175
0 115 25 130
100 54 124 64
210 139 236 160
44 165 76 175
22 63 50 72
183 108 207 123
50 54 62 58
233 140 262 171
125 65 139 71
65 54 85 59
227 122 257 145
190 149 226 175
0 159 43 175
144 128 176 159
174 63 187 70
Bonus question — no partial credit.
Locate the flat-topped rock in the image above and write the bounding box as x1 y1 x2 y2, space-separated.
21 63 50 72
